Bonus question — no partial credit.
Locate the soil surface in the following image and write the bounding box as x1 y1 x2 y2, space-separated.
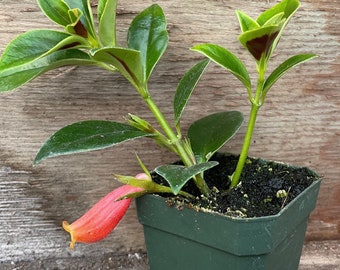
153 153 320 218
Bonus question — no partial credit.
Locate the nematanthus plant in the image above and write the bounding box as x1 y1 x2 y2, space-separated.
0 0 316 249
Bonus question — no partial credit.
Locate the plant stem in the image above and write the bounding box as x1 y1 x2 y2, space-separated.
229 103 259 188
230 56 267 189
142 91 211 196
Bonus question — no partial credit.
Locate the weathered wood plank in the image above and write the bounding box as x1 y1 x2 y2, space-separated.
0 0 339 264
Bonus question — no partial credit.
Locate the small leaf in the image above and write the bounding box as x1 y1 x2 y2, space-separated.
256 0 300 57
116 175 195 199
238 25 280 61
128 4 168 82
91 47 143 89
188 111 243 163
37 0 71 27
155 162 218 195
34 120 152 164
256 0 300 26
98 0 117 46
263 54 317 95
192 44 251 90
174 59 210 125
262 12 285 27
63 0 96 39
236 10 259 32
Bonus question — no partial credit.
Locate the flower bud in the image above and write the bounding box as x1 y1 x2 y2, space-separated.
63 185 143 249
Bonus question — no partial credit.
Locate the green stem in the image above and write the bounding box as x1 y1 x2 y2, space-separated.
230 56 267 189
230 103 259 188
142 90 210 196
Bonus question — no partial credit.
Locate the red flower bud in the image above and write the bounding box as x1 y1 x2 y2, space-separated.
63 185 143 249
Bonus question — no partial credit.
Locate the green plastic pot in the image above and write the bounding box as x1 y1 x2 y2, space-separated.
136 172 320 270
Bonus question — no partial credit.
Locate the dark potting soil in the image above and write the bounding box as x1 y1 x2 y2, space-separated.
152 153 320 218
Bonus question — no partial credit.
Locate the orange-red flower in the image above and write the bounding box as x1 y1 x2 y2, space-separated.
63 184 144 249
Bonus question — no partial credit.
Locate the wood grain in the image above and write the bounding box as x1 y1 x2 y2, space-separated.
0 0 339 264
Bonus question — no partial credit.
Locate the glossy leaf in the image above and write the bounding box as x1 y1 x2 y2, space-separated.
155 161 218 195
37 0 71 27
0 30 70 68
192 44 251 90
174 59 210 125
256 0 300 26
236 10 259 32
98 0 117 46
34 121 152 164
128 4 168 82
0 30 95 92
188 111 244 163
0 49 93 92
263 54 317 95
90 47 143 89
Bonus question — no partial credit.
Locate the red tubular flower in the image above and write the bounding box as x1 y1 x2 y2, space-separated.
63 184 144 249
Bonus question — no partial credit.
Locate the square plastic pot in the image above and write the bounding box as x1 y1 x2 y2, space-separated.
136 177 320 270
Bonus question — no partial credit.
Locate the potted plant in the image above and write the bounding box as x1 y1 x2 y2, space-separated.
0 0 320 269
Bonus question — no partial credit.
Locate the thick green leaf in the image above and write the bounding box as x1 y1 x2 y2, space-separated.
263 54 317 95
0 29 95 92
192 44 251 90
91 47 143 89
0 49 96 92
34 120 152 164
0 49 93 92
155 161 218 195
236 10 259 32
98 0 117 46
128 4 168 82
37 0 71 26
188 111 244 163
174 59 210 125
0 30 70 69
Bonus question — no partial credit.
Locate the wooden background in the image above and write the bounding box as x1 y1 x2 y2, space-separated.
0 0 339 265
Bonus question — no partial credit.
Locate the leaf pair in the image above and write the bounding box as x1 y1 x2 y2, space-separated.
192 44 316 99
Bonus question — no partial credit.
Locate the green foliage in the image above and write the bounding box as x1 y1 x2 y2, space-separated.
188 111 244 163
263 54 317 97
34 121 152 164
98 0 118 46
128 4 168 83
0 30 94 92
37 0 72 27
0 0 316 197
191 44 251 91
155 162 218 195
174 59 210 125
91 47 143 90
237 0 300 61
193 0 316 188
